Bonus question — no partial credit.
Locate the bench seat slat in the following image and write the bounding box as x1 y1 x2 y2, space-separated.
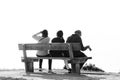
22 57 92 59
21 57 92 62
18 43 81 51
22 57 71 60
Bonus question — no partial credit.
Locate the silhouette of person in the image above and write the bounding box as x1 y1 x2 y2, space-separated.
49 30 71 73
66 30 92 69
32 29 52 72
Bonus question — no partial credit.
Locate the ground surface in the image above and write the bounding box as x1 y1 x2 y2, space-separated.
0 69 120 80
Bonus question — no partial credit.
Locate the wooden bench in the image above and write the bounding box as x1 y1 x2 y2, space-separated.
18 43 92 74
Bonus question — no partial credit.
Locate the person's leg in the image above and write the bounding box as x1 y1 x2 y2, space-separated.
47 52 54 73
39 59 43 71
62 51 71 73
48 59 52 70
64 60 71 73
45 53 52 71
80 52 87 70
63 51 70 69
79 59 87 70
36 55 43 71
48 59 54 73
64 60 70 69
74 51 87 70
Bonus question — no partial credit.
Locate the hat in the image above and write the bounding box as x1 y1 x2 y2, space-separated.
75 30 81 34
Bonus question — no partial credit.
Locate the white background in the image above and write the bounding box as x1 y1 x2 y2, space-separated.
0 0 120 73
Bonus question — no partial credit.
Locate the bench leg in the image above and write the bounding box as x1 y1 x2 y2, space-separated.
71 63 76 73
25 61 34 73
71 63 81 74
75 63 80 74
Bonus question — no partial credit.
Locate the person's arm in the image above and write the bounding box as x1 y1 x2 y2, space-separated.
80 38 92 51
51 38 56 43
83 45 92 51
66 37 70 43
32 31 42 41
62 37 65 43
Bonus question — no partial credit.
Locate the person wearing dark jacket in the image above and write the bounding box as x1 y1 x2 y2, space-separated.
49 30 71 73
66 30 92 69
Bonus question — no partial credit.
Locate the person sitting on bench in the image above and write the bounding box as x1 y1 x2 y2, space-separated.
49 30 71 73
66 30 92 69
32 29 52 73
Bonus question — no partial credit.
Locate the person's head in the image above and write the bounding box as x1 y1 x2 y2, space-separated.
75 30 82 36
57 30 63 37
41 29 48 37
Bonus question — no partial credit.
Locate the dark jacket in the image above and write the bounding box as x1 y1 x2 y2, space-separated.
66 34 85 51
50 37 69 57
66 34 87 57
52 37 65 43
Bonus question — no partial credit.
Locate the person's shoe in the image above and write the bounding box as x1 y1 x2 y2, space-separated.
68 68 72 73
39 68 42 71
63 66 67 70
48 70 54 74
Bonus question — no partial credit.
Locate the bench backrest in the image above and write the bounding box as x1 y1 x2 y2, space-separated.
18 43 81 59
19 43 81 50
